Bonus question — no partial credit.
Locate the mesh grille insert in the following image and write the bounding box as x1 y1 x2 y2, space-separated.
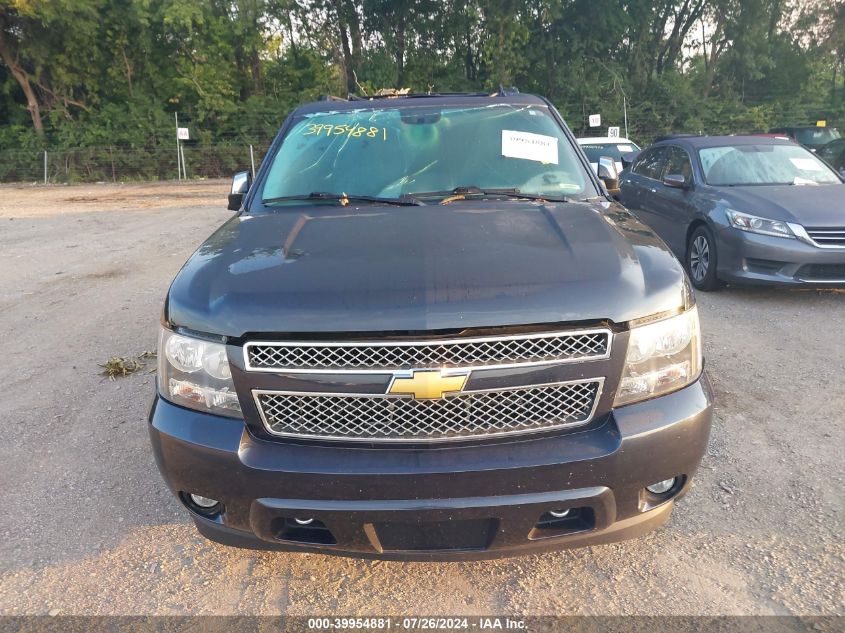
255 381 602 442
246 330 610 371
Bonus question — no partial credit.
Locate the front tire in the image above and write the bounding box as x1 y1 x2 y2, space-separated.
687 226 723 291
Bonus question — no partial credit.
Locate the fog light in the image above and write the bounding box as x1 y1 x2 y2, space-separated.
549 509 570 519
646 478 677 495
294 517 314 525
189 494 219 508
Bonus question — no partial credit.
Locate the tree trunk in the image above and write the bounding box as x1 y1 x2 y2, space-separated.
338 23 354 93
331 0 355 94
464 21 474 81
250 49 262 94
496 20 507 85
0 27 44 136
343 0 363 75
122 47 133 97
396 20 406 87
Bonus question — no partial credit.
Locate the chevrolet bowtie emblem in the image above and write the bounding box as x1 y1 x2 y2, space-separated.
388 369 469 400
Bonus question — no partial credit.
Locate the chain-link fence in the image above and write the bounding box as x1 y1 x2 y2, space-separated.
0 144 271 184
2 121 843 184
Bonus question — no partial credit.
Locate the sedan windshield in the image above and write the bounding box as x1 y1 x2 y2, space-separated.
699 144 841 186
259 103 597 205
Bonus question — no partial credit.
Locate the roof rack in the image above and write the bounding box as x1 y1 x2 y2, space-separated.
373 88 412 97
653 133 703 143
341 87 524 101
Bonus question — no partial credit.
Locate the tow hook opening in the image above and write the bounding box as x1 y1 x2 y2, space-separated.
272 517 337 545
528 507 595 540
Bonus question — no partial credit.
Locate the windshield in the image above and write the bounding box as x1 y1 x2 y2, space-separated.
699 144 841 186
259 103 597 204
793 128 840 146
579 142 639 163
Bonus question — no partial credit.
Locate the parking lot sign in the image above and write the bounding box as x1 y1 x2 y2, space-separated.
177 127 190 140
588 114 601 127
608 126 620 138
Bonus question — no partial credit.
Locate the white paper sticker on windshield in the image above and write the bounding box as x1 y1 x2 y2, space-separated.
790 157 823 171
617 144 634 153
502 130 558 164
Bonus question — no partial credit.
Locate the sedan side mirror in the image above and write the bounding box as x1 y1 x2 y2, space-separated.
228 171 252 211
597 156 620 195
663 173 689 189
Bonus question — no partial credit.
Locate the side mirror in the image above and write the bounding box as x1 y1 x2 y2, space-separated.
663 173 688 189
839 170 845 180
621 150 640 169
228 171 252 211
597 156 620 195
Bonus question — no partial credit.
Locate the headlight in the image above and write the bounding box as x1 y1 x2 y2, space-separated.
725 209 795 239
614 307 702 407
158 328 241 417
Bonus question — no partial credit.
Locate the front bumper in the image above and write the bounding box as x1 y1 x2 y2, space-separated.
148 376 713 561
716 227 845 286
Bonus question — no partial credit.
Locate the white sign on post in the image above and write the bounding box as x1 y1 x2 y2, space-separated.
177 127 190 140
588 114 601 127
608 126 620 138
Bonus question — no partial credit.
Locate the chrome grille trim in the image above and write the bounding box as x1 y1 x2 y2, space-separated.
805 227 845 248
244 328 612 374
253 379 604 443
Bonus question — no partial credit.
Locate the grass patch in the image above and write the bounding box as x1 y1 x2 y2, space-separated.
100 351 156 380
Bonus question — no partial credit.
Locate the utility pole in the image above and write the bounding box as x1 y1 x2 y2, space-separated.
623 95 629 140
175 112 181 181
591 58 630 140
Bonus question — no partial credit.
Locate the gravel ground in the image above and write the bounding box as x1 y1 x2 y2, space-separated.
0 181 842 617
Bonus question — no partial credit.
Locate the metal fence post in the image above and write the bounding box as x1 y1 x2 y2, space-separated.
249 145 256 178
43 150 47 184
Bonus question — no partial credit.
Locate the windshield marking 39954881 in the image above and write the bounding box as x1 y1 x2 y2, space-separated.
257 103 598 209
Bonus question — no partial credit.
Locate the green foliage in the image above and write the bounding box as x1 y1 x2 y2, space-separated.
0 0 842 158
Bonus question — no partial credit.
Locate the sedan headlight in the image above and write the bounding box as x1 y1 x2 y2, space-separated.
158 328 242 417
614 307 702 407
725 209 795 239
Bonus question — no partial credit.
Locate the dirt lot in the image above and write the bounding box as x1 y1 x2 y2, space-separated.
0 181 842 617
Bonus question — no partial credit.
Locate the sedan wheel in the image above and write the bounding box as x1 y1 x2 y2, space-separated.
687 226 723 291
690 235 710 282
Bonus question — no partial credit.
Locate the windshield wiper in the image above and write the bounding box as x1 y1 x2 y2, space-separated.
408 186 570 203
262 191 423 206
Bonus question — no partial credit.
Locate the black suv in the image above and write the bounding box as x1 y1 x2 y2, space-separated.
769 126 841 152
149 92 713 560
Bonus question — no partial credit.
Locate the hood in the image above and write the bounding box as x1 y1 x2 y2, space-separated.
716 183 845 226
166 200 687 336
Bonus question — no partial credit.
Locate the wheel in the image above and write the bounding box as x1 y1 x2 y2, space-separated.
687 225 723 291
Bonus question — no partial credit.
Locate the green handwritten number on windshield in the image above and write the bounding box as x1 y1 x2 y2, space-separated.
304 124 387 141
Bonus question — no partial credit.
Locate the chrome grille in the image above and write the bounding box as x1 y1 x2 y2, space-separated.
806 227 845 247
254 380 602 442
245 329 610 372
